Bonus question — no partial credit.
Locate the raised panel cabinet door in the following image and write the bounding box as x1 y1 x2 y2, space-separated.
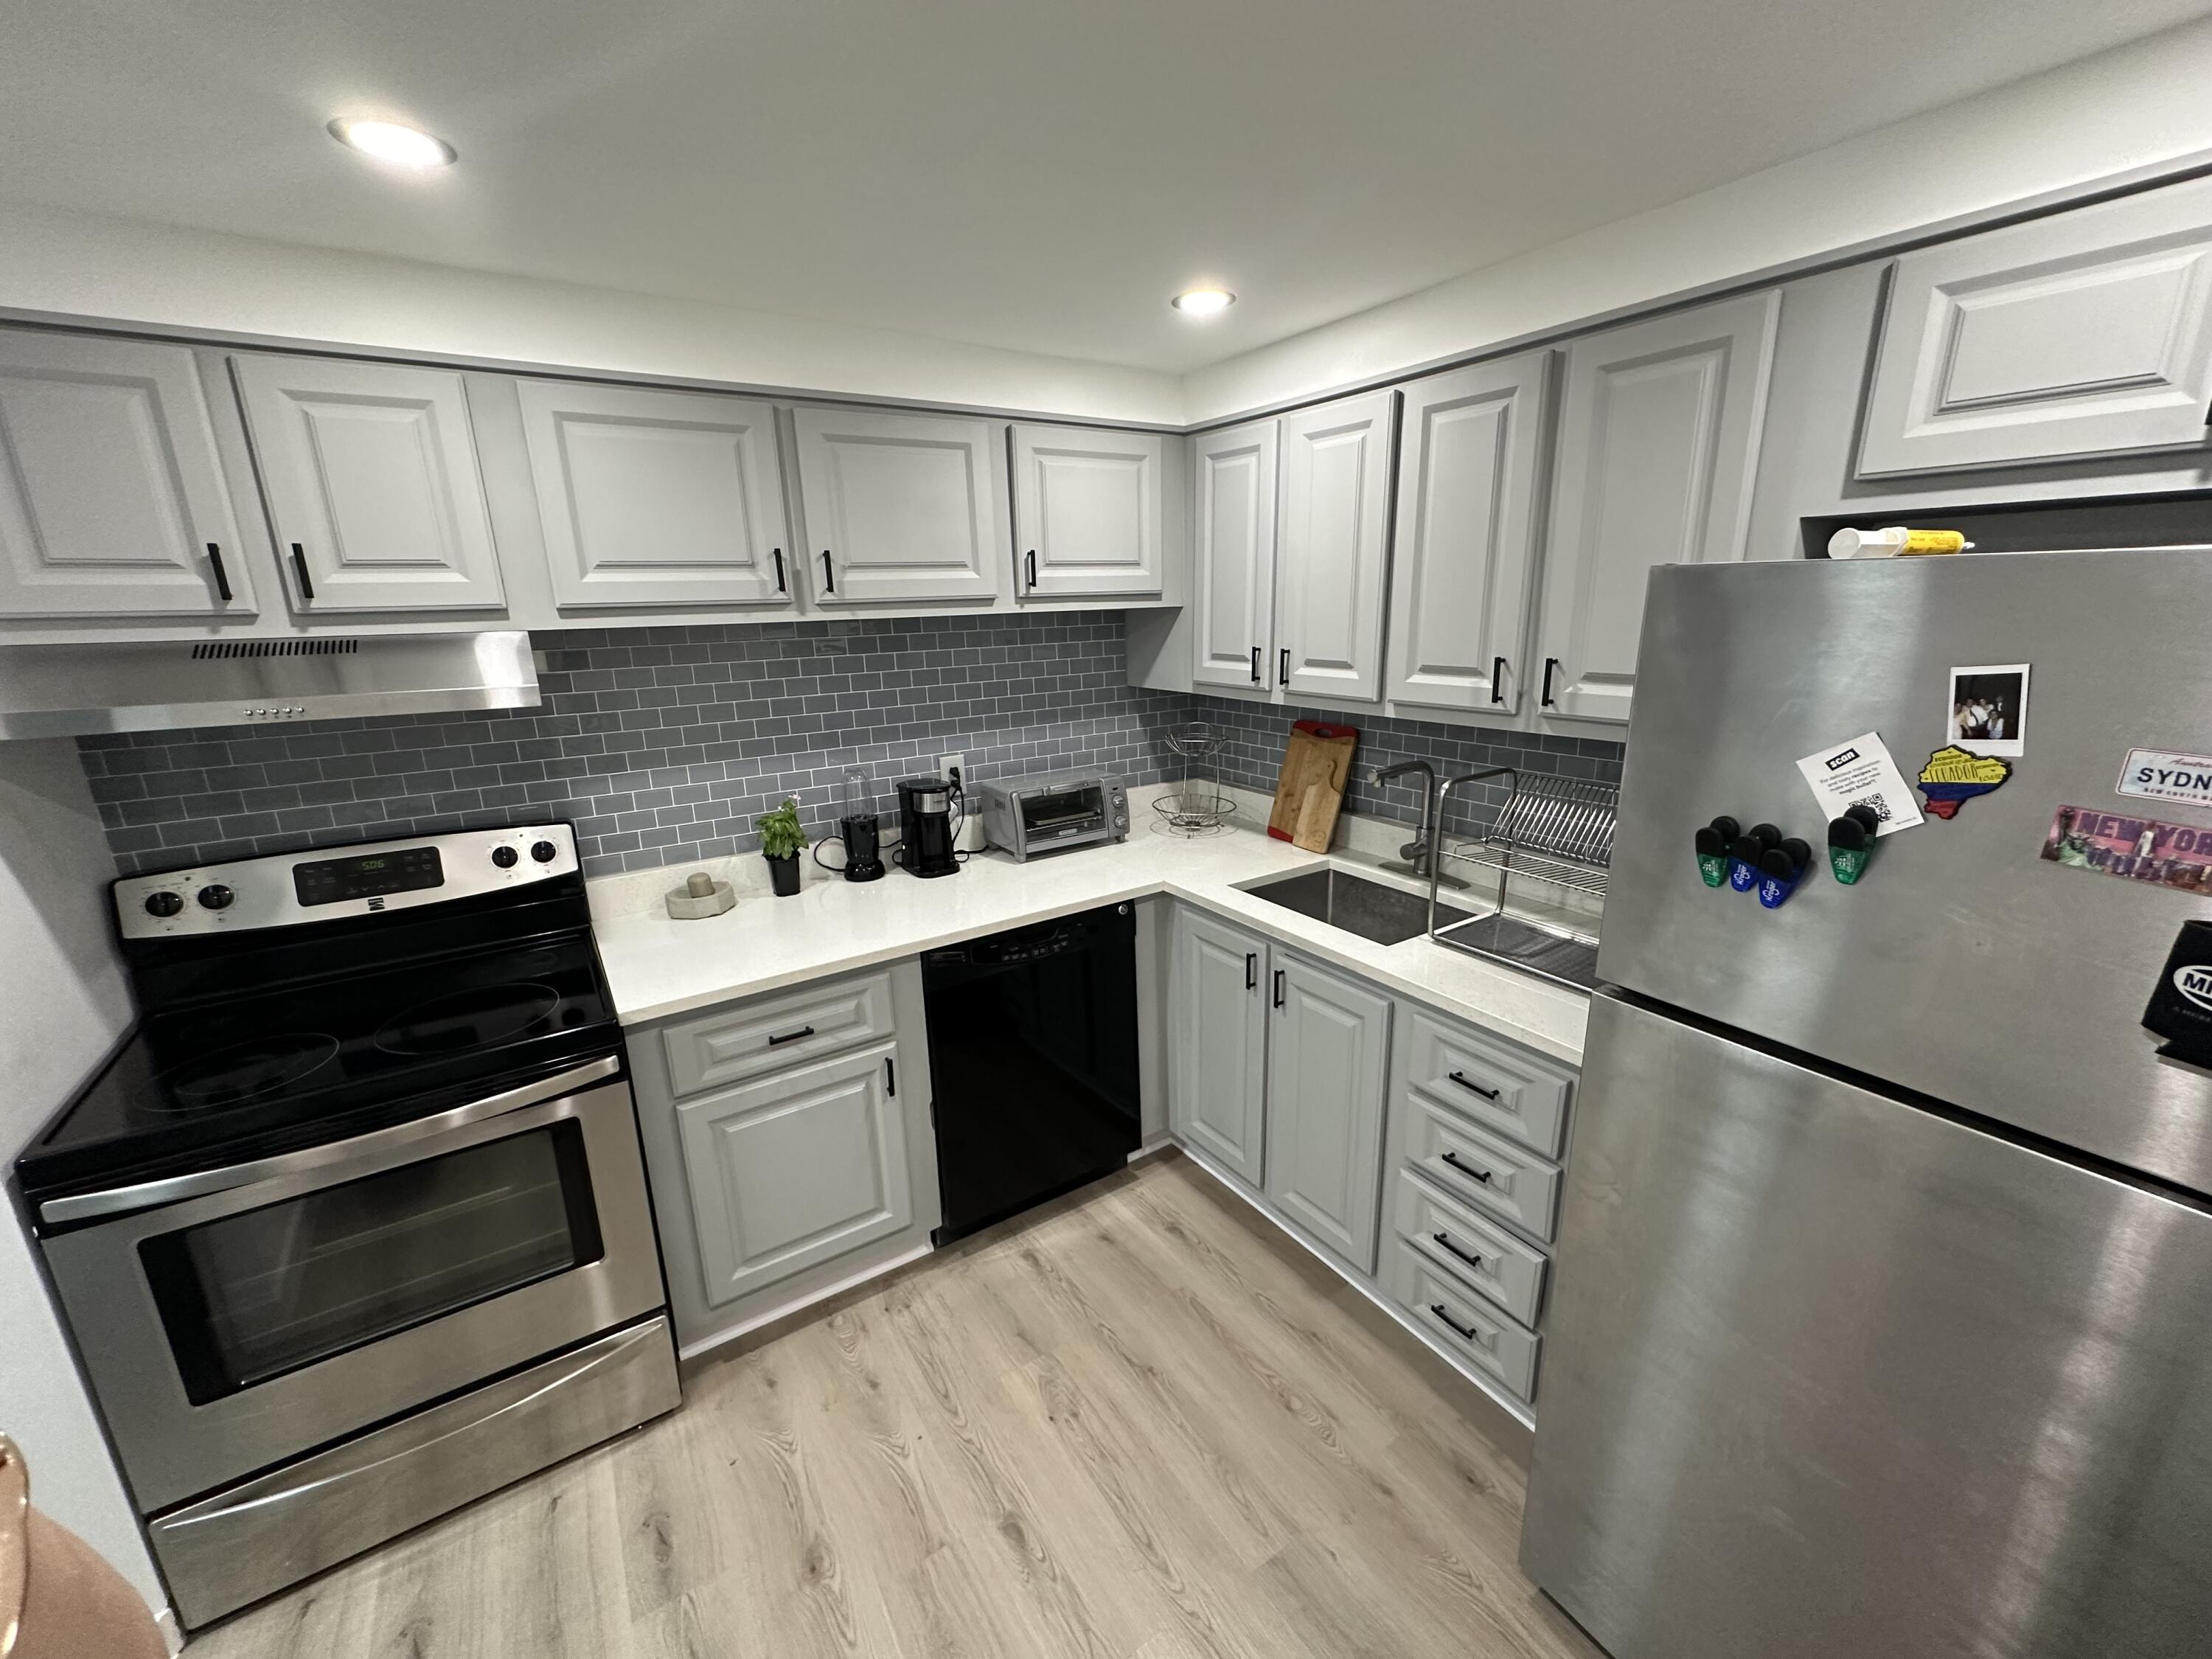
790 406 1004 605
1188 420 1278 690
1860 174 2212 476
1384 353 1553 716
1169 907 1268 1186
1277 389 1395 703
516 380 792 608
677 1043 912 1307
1011 423 1164 598
1265 953 1391 1273
0 330 255 619
232 354 506 613
1534 290 1778 726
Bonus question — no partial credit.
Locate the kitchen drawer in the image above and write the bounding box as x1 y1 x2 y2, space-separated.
1404 1091 1562 1242
1385 1238 1540 1402
1403 1006 1573 1158
661 970 895 1096
1391 1167 1548 1327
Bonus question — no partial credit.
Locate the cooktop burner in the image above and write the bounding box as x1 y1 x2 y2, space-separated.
159 1034 341 1109
375 983 560 1057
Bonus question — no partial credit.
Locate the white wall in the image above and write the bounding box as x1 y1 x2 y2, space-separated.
1184 18 2212 422
0 199 1187 427
0 739 167 1620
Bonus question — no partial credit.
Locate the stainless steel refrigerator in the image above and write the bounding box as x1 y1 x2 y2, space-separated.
1520 548 2212 1659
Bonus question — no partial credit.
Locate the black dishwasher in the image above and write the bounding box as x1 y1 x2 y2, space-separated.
920 902 1141 1244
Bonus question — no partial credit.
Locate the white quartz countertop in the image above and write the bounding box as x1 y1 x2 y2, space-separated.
589 807 1592 1065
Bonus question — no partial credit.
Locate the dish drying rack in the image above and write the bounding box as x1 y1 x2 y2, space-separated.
1427 769 1618 989
1153 722 1237 835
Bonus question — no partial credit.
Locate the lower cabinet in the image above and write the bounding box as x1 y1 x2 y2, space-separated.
1265 954 1391 1273
1169 907 1270 1185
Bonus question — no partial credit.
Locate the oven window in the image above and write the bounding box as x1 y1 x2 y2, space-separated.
139 1121 603 1405
1020 785 1102 838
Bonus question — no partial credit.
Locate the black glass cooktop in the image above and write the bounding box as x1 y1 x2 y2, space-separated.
20 878 620 1206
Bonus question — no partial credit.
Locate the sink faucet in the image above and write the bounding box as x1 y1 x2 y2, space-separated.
1371 760 1468 889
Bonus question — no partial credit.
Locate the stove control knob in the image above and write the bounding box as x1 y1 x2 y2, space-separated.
144 891 184 918
491 845 521 869
196 884 235 911
530 840 557 863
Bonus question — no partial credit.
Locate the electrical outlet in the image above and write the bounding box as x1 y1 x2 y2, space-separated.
939 753 964 787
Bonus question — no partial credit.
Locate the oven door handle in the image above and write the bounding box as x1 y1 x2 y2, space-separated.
38 1054 622 1225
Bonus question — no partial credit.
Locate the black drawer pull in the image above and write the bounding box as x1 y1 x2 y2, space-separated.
1277 647 1290 686
821 550 835 594
289 543 315 602
1272 968 1285 1009
1245 951 1257 991
1429 1303 1482 1343
1250 645 1262 684
1431 1231 1484 1271
767 1025 815 1046
1447 1070 1502 1101
885 1055 897 1096
1441 1150 1493 1184
1026 548 1037 588
206 543 232 602
1489 656 1506 705
1540 656 1560 707
772 548 786 593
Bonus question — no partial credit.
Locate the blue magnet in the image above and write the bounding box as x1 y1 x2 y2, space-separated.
1756 837 1813 908
1728 824 1781 893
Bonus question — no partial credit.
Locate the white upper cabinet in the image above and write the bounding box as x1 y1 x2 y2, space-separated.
516 380 792 608
1276 390 1396 703
232 355 507 613
1383 354 1553 717
1010 423 1164 599
1860 175 2212 476
1534 291 1778 726
0 331 255 619
790 407 1004 605
1188 420 1279 691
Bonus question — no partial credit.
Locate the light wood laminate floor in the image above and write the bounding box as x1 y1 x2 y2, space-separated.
191 1152 1602 1659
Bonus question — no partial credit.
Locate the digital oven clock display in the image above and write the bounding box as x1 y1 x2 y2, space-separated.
292 846 444 906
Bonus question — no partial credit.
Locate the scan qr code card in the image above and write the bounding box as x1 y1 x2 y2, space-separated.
1794 731 1924 836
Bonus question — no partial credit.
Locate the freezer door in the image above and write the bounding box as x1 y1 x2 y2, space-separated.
1604 547 2212 1194
1523 993 2212 1659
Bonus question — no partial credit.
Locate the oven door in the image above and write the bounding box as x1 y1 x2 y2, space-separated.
1017 781 1110 854
41 1060 664 1512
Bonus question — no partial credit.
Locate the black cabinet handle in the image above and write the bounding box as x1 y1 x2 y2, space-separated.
1441 1150 1493 1185
820 550 835 594
1245 951 1257 991
1278 647 1290 686
768 1025 815 1046
1489 656 1506 706
1447 1070 1502 1101
1026 549 1037 588
1540 657 1559 707
1250 646 1262 684
206 543 232 602
289 543 315 602
1429 1303 1482 1343
1272 968 1285 1009
772 548 786 593
1431 1231 1484 1271
885 1056 897 1096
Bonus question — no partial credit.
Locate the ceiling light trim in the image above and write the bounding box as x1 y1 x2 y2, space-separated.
327 117 457 169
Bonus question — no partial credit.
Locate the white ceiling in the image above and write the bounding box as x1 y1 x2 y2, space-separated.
2 1 2206 375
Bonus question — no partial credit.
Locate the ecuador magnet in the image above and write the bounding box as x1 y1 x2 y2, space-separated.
1916 745 2011 819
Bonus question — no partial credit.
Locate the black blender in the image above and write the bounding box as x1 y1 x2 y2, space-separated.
827 766 885 882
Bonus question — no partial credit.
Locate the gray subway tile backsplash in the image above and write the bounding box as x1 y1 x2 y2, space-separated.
76 613 1622 879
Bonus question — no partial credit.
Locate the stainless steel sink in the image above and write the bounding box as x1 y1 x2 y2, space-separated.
1433 911 1601 992
1245 868 1472 946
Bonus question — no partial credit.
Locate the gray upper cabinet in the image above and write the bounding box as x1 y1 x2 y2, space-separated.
1276 390 1396 703
0 331 256 619
791 406 1004 605
1188 420 1278 691
1383 353 1554 717
231 354 507 613
1010 423 1164 599
1534 290 1778 726
1171 906 1269 1186
1860 174 2212 477
1264 953 1391 1273
516 380 792 609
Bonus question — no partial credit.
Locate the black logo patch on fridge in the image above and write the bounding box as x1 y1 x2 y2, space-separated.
2141 919 2212 1068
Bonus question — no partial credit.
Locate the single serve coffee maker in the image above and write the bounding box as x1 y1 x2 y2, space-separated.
894 776 960 878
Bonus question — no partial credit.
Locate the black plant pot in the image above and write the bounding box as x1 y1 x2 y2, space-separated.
765 852 801 897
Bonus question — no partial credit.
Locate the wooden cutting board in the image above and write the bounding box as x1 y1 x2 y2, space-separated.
1269 719 1357 844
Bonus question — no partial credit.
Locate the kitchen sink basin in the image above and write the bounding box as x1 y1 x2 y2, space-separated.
1245 868 1472 946
1433 911 1601 992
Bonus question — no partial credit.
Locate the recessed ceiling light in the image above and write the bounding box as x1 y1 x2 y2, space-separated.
327 117 456 169
1172 288 1236 316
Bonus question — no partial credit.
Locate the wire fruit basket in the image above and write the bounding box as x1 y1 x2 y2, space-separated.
1154 723 1236 835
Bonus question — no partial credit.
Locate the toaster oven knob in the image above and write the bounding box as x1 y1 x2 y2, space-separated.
195 883 235 911
491 845 520 869
144 891 184 918
530 840 557 863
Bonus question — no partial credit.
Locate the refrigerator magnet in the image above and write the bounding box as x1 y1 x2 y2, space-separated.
2141 919 2212 1068
1916 746 2011 819
1945 664 2028 758
1794 732 1923 835
2041 804 2212 894
2115 748 2212 810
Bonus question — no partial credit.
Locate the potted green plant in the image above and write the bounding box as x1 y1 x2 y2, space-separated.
757 797 809 896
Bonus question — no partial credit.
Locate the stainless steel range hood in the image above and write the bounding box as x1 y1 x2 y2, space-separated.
0 632 540 739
